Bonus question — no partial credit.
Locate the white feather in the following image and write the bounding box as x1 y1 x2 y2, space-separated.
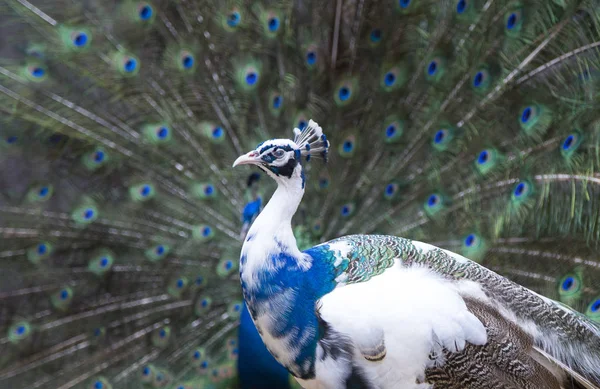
307 266 488 388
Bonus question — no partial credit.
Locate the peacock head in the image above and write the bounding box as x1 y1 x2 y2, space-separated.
233 120 329 187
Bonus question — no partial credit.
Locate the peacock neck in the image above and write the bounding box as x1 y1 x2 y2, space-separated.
244 170 305 249
239 169 329 379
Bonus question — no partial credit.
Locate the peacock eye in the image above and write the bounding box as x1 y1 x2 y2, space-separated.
273 149 285 158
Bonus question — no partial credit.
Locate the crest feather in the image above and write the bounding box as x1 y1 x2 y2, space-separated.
293 120 330 162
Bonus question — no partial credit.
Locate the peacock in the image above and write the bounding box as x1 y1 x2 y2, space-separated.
0 0 599 387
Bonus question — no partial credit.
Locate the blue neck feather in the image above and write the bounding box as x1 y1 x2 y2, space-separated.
241 242 338 378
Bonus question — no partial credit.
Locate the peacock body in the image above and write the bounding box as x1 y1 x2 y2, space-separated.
0 0 599 388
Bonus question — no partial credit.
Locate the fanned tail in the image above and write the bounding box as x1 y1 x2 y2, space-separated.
1 0 600 388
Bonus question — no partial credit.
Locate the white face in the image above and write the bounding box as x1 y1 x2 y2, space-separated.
252 139 302 181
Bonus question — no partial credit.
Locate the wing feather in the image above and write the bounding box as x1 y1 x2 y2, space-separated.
316 235 600 387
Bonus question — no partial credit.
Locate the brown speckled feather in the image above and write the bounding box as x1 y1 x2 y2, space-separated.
424 298 586 389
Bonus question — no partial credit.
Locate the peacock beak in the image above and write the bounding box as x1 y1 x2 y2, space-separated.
232 151 260 167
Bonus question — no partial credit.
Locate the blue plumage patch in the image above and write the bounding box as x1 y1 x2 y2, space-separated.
242 244 338 378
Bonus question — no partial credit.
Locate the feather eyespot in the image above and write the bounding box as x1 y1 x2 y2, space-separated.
563 135 575 149
92 380 108 389
383 72 396 87
558 274 582 302
398 0 411 9
9 321 31 343
456 0 467 14
587 298 600 321
93 150 105 162
195 296 212 314
38 244 47 254
387 125 396 137
559 132 582 159
26 64 47 81
473 71 484 87
513 182 528 197
427 195 439 207
140 185 152 197
71 32 89 48
227 11 241 27
383 117 404 143
474 149 499 174
334 78 358 105
27 184 53 202
380 65 407 91
506 12 518 30
181 53 194 69
562 277 575 290
60 289 70 300
157 127 169 139
504 9 523 33
267 17 280 32
318 178 329 189
520 106 534 123
139 4 153 21
512 181 535 206
464 234 476 247
306 51 317 65
146 243 169 261
211 126 223 139
338 87 351 101
130 183 155 201
424 56 446 81
338 136 356 158
477 150 489 164
245 72 257 85
124 58 137 73
340 203 355 217
72 205 99 224
370 29 382 43
31 67 45 77
434 129 446 144
424 193 445 216
272 95 282 109
427 61 438 76
27 242 53 264
384 182 400 200
193 225 213 241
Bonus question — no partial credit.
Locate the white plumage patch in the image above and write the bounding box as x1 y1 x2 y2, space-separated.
307 266 488 389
